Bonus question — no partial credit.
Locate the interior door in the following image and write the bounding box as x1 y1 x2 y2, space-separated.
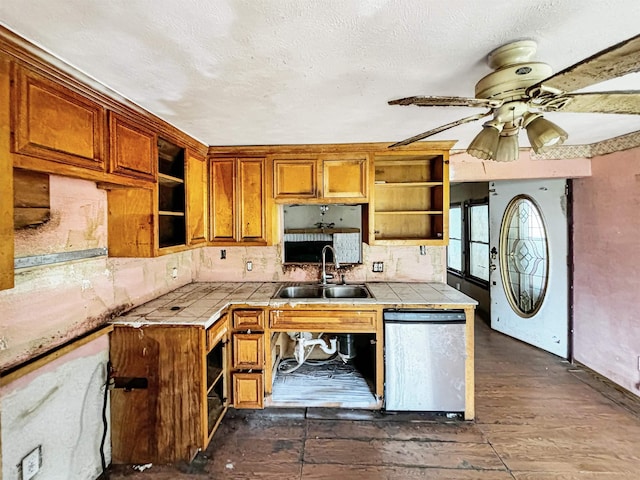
489 179 569 358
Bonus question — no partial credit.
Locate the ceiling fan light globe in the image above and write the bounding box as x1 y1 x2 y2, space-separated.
467 124 501 160
525 116 568 153
495 135 520 162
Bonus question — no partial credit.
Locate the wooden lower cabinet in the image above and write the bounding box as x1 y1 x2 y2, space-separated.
232 372 264 409
110 318 229 464
230 308 266 408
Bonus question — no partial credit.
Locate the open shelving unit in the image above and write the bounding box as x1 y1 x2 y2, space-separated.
205 337 226 441
371 154 448 245
157 137 186 248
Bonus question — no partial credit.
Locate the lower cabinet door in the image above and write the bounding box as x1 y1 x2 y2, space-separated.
232 372 264 409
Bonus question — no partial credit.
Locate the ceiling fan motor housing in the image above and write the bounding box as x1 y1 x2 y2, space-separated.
475 62 553 101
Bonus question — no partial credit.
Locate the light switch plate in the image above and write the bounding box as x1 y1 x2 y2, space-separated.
21 446 41 480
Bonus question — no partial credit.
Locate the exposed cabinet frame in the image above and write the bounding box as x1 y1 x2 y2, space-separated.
0 55 14 290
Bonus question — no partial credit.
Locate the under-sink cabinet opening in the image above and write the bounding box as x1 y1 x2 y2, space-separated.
266 330 378 408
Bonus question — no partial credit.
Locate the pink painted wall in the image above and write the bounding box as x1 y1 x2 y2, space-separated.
450 150 591 182
195 244 445 284
0 176 194 371
573 147 640 397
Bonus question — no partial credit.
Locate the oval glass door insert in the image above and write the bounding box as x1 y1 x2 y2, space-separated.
499 195 549 317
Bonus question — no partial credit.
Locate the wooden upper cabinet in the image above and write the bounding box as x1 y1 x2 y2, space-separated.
238 158 266 243
108 112 156 181
272 154 368 203
321 154 368 200
0 56 14 291
273 157 317 199
12 65 106 171
370 153 449 245
210 158 236 242
209 157 268 245
186 149 207 245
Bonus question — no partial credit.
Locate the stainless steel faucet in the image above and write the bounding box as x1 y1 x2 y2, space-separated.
320 245 340 285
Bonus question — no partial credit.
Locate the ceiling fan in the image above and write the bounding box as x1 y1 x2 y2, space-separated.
388 33 640 161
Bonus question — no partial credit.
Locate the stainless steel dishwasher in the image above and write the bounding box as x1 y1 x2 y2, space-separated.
384 309 466 412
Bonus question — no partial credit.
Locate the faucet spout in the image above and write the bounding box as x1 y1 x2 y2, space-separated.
321 245 340 285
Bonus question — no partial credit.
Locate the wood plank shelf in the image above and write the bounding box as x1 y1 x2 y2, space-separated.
158 210 186 216
158 172 185 184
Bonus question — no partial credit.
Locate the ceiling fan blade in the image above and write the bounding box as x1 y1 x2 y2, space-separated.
388 110 492 148
389 95 503 108
545 91 640 114
527 34 640 95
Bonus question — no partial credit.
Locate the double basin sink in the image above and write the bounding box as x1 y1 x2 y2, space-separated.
274 283 373 299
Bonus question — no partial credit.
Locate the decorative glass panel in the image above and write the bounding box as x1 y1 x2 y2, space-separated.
499 195 549 317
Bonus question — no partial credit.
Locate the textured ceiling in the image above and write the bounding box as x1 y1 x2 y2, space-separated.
1 0 640 150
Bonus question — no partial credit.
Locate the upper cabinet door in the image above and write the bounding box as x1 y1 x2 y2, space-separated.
238 158 266 243
271 154 369 203
321 154 369 200
108 112 157 181
12 65 106 171
210 159 236 242
272 158 317 199
186 150 208 245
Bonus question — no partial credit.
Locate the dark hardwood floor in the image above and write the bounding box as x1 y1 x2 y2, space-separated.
109 318 640 479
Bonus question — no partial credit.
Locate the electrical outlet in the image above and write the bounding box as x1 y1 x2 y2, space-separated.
220 249 226 259
372 261 384 273
246 261 253 271
171 267 178 279
21 446 41 480
637 355 640 371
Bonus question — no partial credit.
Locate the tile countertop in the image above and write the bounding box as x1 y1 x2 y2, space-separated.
112 282 478 329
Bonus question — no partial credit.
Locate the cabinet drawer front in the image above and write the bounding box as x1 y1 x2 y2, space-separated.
233 333 264 369
232 372 264 409
233 309 265 331
270 309 377 332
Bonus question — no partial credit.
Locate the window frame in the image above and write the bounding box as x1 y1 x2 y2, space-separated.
447 202 463 275
447 197 490 288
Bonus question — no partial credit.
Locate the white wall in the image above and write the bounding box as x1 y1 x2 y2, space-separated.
1 336 109 480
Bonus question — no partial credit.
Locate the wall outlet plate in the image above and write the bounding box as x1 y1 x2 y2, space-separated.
21 446 41 480
372 261 384 273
